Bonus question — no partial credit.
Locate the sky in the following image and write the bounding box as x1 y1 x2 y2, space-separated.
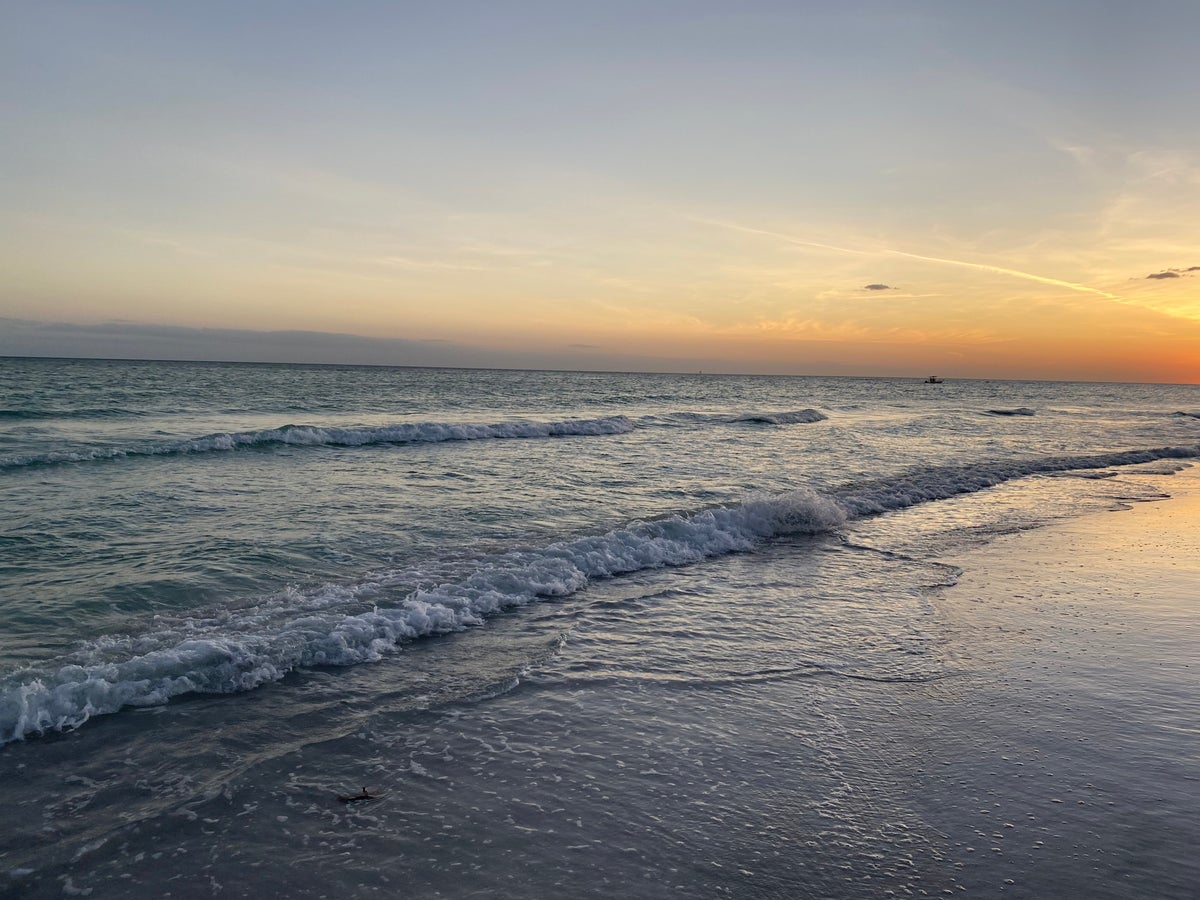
2 0 1199 382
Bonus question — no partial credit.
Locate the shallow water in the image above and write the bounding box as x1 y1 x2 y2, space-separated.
1 358 1198 896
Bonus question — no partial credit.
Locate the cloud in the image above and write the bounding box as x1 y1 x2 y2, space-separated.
1050 139 1098 171
0 317 806 375
0 318 479 367
1146 271 1181 279
372 255 489 272
863 283 893 291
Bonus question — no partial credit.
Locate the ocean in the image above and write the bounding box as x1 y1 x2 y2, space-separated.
1 356 1197 897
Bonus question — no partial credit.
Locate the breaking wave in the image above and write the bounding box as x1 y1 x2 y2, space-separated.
0 409 830 471
0 416 637 470
985 407 1036 417
3 442 1197 744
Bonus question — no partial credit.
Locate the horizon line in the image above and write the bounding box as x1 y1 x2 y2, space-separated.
0 353 1191 388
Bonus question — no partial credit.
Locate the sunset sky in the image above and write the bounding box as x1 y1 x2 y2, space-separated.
3 1 1199 382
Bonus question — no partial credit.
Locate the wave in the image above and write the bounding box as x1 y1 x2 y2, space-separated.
832 445 1198 517
0 490 846 744
1 408 120 422
985 407 1036 416
0 408 146 421
0 409 829 470
4 442 1196 744
733 409 827 425
644 409 827 427
1174 411 1200 419
0 416 637 470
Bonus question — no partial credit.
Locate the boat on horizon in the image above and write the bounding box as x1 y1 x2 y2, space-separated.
925 375 943 383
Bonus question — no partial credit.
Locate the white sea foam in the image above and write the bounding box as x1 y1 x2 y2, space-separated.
2 443 1197 744
0 489 845 743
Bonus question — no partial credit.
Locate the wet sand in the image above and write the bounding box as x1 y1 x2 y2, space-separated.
908 467 1200 897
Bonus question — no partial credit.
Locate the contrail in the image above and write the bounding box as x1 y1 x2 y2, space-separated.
695 217 1125 302
884 248 1123 301
692 218 873 258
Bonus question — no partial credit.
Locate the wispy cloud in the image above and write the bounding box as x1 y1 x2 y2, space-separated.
1050 139 1098 171
372 255 489 272
1127 149 1200 185
691 218 874 258
863 283 893 291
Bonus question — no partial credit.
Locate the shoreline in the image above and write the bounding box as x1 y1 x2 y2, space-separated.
909 465 1200 897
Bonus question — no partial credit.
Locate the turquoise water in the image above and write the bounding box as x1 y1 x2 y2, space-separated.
1 357 1198 896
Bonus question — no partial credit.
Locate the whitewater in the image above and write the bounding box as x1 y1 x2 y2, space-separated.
1 357 1198 898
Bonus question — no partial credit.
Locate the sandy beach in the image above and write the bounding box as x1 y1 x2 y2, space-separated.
905 466 1200 897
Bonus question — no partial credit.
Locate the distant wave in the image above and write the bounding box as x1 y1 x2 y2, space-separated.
0 409 830 471
733 409 827 425
985 407 1036 417
0 408 145 421
1174 411 1200 419
3 441 1197 745
645 409 827 427
0 416 637 470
